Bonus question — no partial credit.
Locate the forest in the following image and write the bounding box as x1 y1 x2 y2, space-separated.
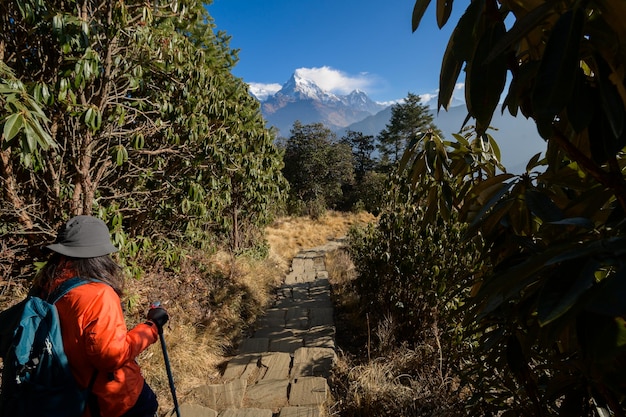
2 0 626 415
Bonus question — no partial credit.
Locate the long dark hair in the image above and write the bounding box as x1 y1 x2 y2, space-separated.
33 252 124 296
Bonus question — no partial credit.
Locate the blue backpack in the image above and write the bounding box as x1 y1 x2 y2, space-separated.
0 277 96 417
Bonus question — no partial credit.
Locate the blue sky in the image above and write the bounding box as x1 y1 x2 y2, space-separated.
207 0 465 104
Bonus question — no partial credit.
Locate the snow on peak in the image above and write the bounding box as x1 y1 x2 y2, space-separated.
248 82 282 101
278 71 339 103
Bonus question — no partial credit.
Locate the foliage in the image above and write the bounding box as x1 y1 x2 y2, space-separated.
410 0 626 413
328 345 467 417
348 170 483 349
339 130 385 213
349 171 388 215
341 130 378 181
377 93 442 168
0 0 287 274
281 122 354 216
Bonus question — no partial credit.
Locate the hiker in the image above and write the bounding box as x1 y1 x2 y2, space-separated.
25 215 168 417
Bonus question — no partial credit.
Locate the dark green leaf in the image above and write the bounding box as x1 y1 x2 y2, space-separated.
525 189 563 222
586 269 626 316
438 0 484 110
485 1 554 64
469 173 515 201
487 133 502 162
506 334 526 375
566 69 594 133
546 237 626 266
412 0 433 32
475 239 615 316
596 54 625 145
436 0 454 29
3 113 23 141
589 108 616 164
537 260 596 326
466 21 508 134
531 8 585 121
438 37 463 111
525 152 542 172
549 217 594 229
469 179 515 229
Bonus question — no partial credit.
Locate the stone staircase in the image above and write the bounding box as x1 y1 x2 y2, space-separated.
179 240 346 417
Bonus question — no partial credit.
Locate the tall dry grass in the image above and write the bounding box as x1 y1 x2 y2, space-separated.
322 224 468 417
265 210 375 261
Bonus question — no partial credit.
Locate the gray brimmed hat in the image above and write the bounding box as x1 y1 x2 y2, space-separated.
46 215 118 258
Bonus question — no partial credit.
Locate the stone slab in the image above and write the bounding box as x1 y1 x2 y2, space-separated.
290 286 309 301
285 307 309 330
189 379 247 410
238 338 269 354
278 407 320 417
304 326 335 349
253 328 294 339
243 379 290 410
219 408 273 417
299 273 318 283
179 403 218 417
303 335 334 349
258 352 292 380
269 335 303 353
222 354 260 381
291 347 336 378
315 271 329 279
304 296 332 309
309 307 334 328
288 377 329 406
309 278 330 288
307 325 335 338
256 309 286 328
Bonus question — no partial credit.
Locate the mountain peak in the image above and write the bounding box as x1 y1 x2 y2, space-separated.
259 71 388 135
278 72 339 103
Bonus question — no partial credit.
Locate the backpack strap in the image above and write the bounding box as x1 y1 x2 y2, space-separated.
47 276 93 304
46 276 102 415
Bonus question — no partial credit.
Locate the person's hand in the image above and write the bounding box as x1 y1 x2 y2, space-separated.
146 304 169 334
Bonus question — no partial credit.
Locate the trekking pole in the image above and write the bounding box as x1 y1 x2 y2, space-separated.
151 302 181 417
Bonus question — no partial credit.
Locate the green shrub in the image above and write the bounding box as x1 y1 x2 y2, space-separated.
348 175 483 349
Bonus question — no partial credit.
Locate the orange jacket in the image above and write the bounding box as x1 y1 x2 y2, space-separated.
53 281 159 417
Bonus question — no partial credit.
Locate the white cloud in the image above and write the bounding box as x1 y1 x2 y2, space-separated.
417 83 466 109
248 82 282 101
294 66 376 95
376 99 402 107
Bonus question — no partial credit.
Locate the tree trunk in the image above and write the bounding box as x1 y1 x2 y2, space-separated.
232 207 239 252
0 148 33 229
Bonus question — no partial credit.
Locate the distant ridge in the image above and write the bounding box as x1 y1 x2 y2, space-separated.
253 72 546 174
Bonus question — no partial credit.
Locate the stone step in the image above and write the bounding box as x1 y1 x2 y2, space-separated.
188 379 247 410
220 408 273 417
278 406 321 417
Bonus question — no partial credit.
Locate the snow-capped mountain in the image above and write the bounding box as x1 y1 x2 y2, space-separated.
252 71 544 174
277 73 340 104
255 72 387 136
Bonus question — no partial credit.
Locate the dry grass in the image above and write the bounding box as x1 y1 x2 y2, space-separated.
322 226 468 417
265 210 375 262
327 345 466 417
